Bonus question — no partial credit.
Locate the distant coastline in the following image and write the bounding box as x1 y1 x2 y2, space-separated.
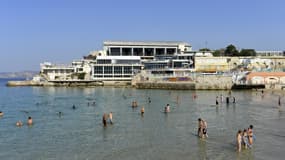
0 71 38 79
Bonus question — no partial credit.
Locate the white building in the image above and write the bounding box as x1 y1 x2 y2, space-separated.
91 56 142 81
103 41 192 60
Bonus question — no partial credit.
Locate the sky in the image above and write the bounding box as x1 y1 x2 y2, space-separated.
0 0 285 72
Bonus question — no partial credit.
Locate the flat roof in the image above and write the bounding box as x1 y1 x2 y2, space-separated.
96 56 141 60
104 41 191 47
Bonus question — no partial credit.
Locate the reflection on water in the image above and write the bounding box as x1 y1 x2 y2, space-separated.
0 82 285 159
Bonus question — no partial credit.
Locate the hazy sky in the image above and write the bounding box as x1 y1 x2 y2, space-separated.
1 0 285 72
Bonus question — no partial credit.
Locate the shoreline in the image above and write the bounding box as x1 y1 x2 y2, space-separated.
6 79 275 90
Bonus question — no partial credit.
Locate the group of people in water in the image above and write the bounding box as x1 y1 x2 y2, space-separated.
215 94 236 105
1 110 33 127
236 125 254 152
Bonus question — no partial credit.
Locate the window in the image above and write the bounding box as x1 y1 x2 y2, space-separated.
104 66 113 74
94 66 103 74
110 48 120 56
133 48 143 56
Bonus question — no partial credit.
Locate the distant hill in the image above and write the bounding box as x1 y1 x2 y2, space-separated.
0 71 38 79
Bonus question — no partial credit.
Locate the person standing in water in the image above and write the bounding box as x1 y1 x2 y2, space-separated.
164 104 170 113
141 106 145 115
236 130 242 152
102 113 108 127
109 112 113 124
27 116 33 125
216 96 219 105
278 96 281 106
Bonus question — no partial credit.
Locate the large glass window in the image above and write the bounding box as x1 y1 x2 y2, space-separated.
103 66 113 74
114 66 122 74
122 48 132 56
110 48 121 56
133 48 143 56
155 48 165 56
94 66 103 74
124 66 132 74
145 48 154 56
166 48 176 55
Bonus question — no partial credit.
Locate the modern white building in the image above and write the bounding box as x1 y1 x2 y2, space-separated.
103 41 192 60
91 56 142 81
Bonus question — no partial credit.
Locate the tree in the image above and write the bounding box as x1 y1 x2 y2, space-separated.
212 49 225 57
225 44 239 56
239 49 256 56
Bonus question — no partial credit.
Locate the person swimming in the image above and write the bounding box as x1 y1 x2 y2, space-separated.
164 104 170 113
141 106 145 115
0 111 3 116
27 116 33 125
16 121 23 127
72 105 76 110
236 130 242 152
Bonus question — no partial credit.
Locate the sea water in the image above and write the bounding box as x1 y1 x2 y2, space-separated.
0 78 284 160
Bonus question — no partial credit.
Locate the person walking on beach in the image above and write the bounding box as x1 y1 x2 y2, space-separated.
109 112 113 124
236 130 242 152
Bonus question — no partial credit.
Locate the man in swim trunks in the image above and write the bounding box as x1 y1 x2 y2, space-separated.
248 125 254 145
202 119 208 138
198 118 203 138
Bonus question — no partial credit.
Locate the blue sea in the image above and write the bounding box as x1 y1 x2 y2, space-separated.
0 78 285 160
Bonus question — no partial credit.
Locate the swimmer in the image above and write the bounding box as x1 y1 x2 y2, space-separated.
148 97 151 103
102 113 108 127
58 111 62 117
132 101 138 108
72 105 76 110
242 129 248 149
109 112 113 124
0 111 3 116
216 96 219 105
248 125 254 145
141 106 145 115
27 116 33 125
16 121 23 127
236 130 242 152
197 118 203 137
164 104 170 113
202 119 208 138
